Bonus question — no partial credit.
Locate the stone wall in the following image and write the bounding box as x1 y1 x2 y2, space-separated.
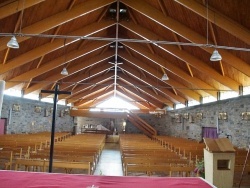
138 95 250 148
1 95 73 134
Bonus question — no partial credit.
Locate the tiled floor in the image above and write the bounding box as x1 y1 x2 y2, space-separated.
93 143 123 176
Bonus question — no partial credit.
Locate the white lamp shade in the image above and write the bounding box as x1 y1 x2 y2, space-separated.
161 73 169 81
7 36 19 49
61 67 68 75
210 49 222 61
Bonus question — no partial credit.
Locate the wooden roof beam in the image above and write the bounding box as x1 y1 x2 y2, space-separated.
119 74 173 106
0 20 115 75
0 0 45 19
118 58 186 104
0 0 115 51
121 42 217 97
120 21 239 91
118 80 164 108
67 80 114 104
6 41 111 89
175 0 250 45
73 87 113 107
55 72 114 100
23 51 114 95
120 0 250 77
117 80 164 109
116 90 150 110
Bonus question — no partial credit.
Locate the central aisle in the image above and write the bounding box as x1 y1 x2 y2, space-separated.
93 143 123 176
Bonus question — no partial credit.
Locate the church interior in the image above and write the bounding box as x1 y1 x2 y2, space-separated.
0 0 250 187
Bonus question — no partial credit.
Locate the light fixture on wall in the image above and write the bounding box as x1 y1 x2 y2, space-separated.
61 39 68 76
7 36 19 49
210 49 222 61
161 73 169 81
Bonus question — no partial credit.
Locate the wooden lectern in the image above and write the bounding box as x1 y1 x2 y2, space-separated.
204 138 235 188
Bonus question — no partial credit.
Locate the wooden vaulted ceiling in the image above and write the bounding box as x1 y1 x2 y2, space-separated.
0 0 249 113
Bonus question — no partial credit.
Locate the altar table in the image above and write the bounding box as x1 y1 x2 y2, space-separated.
0 170 216 188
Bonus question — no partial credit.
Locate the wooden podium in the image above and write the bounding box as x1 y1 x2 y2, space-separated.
204 138 235 188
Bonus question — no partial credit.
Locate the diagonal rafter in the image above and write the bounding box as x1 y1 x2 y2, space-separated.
120 0 250 77
0 0 115 51
23 50 114 95
120 21 239 91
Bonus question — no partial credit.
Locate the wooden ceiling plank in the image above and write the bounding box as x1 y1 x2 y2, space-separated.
120 64 186 104
120 21 239 91
0 20 115 75
23 51 114 95
119 74 172 106
117 80 166 109
120 0 250 77
119 52 198 103
73 86 113 106
116 88 155 110
57 72 113 100
116 90 149 110
0 0 116 51
68 80 114 104
0 0 45 19
6 41 111 89
122 42 217 97
119 63 186 104
175 0 250 46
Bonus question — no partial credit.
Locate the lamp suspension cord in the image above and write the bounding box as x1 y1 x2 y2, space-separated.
206 0 209 45
19 0 25 34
